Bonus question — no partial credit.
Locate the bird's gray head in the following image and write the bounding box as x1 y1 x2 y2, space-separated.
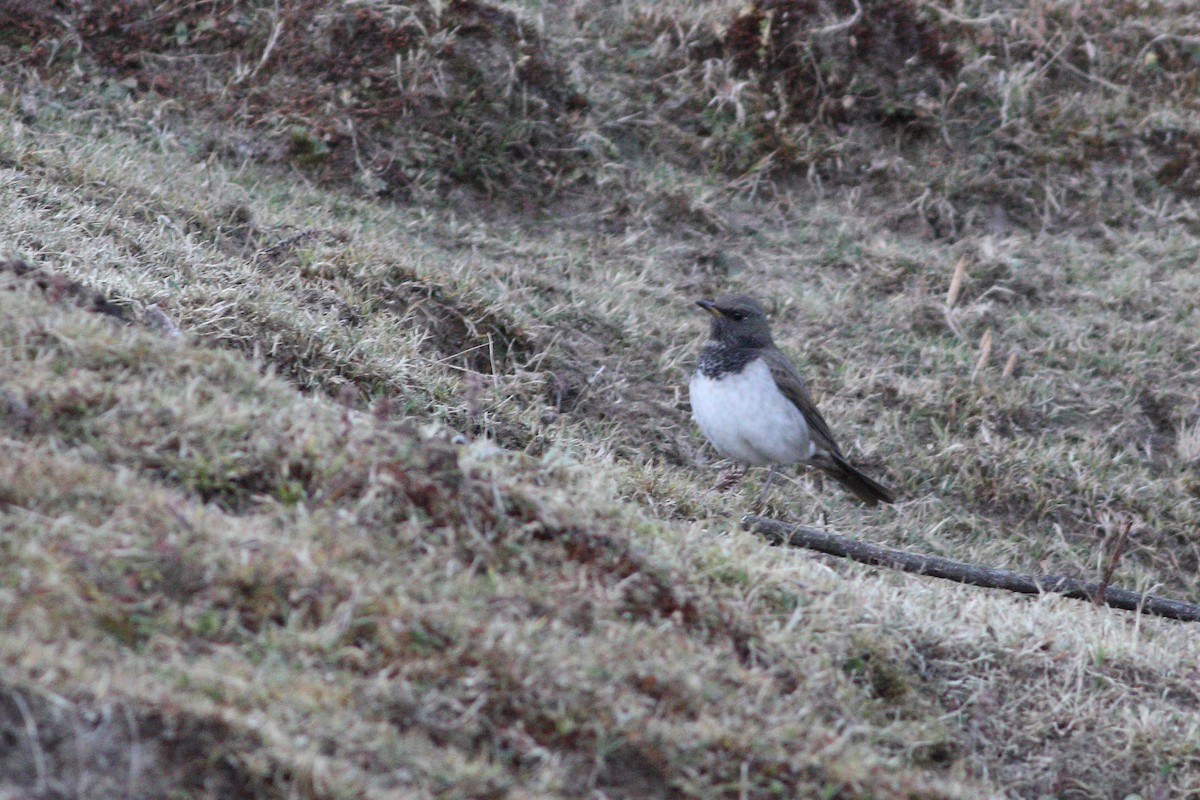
696 294 774 349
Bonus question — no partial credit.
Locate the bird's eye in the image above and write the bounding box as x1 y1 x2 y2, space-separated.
726 310 745 321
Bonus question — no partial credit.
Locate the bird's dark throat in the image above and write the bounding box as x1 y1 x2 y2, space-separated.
697 342 761 379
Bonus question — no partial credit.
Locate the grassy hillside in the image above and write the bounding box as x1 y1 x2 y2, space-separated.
2 0 1199 797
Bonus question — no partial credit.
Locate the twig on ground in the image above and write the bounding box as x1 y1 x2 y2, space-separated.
1094 515 1134 606
241 0 283 83
742 515 1200 623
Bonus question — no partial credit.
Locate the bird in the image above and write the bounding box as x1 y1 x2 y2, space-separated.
689 293 895 505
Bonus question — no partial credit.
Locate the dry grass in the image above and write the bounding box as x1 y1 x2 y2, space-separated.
2 0 1200 797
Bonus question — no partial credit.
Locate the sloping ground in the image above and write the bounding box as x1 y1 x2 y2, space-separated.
3 259 1199 797
2 0 1200 797
0 275 979 798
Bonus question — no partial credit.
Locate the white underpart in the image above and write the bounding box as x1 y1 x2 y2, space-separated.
689 358 814 466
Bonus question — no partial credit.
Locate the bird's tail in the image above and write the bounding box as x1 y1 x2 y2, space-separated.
822 455 895 505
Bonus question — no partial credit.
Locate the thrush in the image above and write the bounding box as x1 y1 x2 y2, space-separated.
689 294 895 505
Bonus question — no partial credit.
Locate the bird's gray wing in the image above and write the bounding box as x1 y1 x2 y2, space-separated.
760 346 845 458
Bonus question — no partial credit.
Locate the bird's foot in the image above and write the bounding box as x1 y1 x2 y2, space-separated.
715 463 748 490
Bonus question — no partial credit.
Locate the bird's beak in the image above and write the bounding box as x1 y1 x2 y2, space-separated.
696 299 722 317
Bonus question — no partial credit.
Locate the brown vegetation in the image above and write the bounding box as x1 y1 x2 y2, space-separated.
1 0 1200 796
6 0 587 196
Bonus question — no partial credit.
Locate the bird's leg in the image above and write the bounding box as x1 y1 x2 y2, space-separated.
753 467 776 508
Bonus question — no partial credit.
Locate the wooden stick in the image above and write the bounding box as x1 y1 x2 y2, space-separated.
742 515 1200 623
1093 516 1134 606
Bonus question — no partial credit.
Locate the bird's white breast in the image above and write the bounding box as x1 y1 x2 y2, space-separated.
689 358 813 466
